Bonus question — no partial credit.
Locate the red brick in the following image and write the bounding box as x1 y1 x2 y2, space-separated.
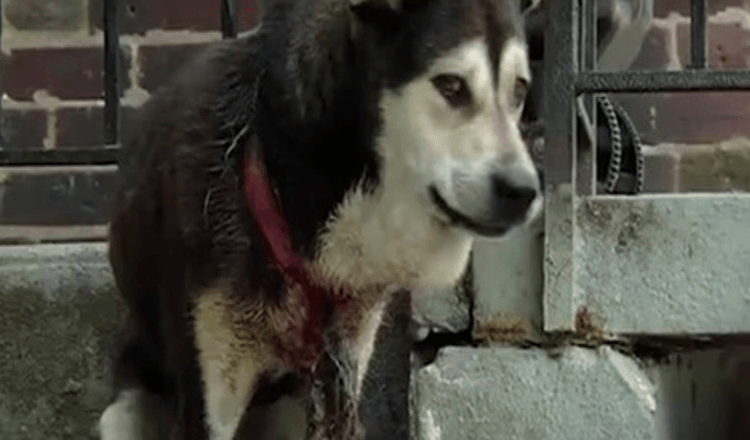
56 107 103 148
677 21 750 69
3 47 132 101
56 106 140 148
655 0 750 18
612 94 662 145
138 43 211 92
1 109 48 150
658 92 750 144
89 0 148 35
89 0 260 34
4 0 85 31
0 167 118 225
619 92 750 145
629 23 674 70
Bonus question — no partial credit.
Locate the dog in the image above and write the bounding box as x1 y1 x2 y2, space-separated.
98 0 541 439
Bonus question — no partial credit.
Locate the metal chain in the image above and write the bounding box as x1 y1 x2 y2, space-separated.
595 94 624 194
610 97 645 194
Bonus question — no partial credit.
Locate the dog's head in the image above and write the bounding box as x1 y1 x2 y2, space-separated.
353 0 542 238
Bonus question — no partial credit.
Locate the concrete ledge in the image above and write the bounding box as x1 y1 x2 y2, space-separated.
0 242 122 440
0 242 411 440
472 220 544 344
411 346 657 440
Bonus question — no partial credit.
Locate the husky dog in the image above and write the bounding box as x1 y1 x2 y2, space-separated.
99 0 541 439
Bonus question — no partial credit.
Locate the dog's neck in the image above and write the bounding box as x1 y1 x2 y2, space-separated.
313 160 474 294
244 135 472 296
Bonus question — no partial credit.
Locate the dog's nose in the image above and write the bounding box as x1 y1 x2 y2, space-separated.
491 169 539 224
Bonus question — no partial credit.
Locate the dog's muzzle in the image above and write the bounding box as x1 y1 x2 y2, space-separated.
429 164 540 237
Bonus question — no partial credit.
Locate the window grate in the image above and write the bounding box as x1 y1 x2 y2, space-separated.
0 0 240 167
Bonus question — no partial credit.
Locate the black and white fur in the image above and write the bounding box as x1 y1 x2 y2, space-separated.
99 0 540 439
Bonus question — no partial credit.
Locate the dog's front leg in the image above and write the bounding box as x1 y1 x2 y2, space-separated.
348 294 390 401
308 291 392 440
193 288 279 440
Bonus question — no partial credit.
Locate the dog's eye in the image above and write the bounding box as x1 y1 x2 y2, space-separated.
512 78 529 109
432 74 472 108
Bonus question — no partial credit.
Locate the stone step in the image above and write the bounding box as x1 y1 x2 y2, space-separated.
0 242 122 440
410 346 658 440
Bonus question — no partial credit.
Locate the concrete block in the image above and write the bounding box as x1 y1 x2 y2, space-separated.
471 217 544 343
543 184 575 332
563 194 750 334
411 346 657 440
0 243 123 440
411 286 470 337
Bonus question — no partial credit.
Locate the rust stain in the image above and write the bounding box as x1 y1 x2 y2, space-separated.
574 307 606 343
474 313 531 344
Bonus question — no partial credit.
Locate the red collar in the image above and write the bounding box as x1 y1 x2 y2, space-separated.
243 145 304 275
243 143 341 369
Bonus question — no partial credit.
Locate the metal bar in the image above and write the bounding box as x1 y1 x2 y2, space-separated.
221 0 238 39
0 0 4 150
542 0 578 331
578 0 597 196
581 0 597 72
690 0 708 69
0 147 120 166
103 0 121 145
575 70 750 93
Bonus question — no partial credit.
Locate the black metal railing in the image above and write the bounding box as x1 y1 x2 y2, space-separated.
103 0 120 147
544 0 750 196
541 0 750 319
0 0 240 166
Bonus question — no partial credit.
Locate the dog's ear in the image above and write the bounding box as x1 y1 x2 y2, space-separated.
349 0 401 10
348 0 401 33
349 0 429 27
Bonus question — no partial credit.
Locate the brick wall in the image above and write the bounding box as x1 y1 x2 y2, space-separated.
0 0 749 231
2 0 260 150
618 1 750 193
0 0 260 241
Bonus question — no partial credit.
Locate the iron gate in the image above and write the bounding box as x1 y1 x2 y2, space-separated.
543 0 750 334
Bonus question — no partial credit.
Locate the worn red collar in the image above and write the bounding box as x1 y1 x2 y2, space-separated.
243 146 302 274
243 144 335 368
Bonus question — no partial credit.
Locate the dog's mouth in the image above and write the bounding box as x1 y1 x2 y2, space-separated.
428 186 511 237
